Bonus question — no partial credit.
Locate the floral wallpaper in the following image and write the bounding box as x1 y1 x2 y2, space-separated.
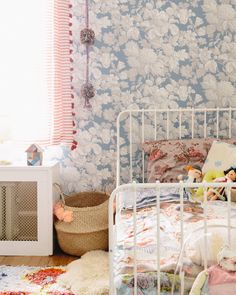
53 0 236 194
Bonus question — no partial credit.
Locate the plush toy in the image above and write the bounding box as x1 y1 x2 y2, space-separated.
217 245 236 271
207 166 236 201
178 165 202 200
190 245 236 295
53 202 73 223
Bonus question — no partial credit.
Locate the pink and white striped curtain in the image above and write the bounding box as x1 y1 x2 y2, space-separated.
47 0 74 146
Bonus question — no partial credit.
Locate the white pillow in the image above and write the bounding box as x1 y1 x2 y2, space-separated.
202 140 236 173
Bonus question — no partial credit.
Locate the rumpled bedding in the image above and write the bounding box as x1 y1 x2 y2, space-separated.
196 266 236 295
114 189 236 294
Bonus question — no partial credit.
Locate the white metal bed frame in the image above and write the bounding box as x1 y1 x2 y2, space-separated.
110 107 236 295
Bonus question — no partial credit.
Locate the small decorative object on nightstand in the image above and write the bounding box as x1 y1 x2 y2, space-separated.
25 144 43 166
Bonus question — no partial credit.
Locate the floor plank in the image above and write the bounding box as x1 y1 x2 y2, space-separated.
0 249 78 267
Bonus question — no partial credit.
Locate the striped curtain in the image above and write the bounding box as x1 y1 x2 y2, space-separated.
0 0 74 147
50 0 74 145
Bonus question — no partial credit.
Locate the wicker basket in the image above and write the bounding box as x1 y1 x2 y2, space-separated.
54 184 109 256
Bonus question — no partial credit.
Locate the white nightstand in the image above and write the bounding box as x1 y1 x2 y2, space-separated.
0 162 60 255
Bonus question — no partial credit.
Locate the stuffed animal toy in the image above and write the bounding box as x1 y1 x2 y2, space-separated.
207 166 236 201
190 245 236 295
178 165 202 200
217 245 236 272
53 202 73 223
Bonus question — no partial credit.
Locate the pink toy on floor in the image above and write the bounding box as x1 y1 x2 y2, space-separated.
53 202 73 223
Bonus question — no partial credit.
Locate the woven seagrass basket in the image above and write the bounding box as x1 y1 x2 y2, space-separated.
54 184 109 256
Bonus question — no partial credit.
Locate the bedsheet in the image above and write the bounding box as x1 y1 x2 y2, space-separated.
113 189 236 294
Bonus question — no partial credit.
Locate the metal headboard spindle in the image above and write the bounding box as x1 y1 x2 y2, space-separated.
229 106 232 138
227 187 232 246
204 108 207 138
166 109 170 139
179 110 182 139
203 182 208 270
132 182 137 295
191 108 194 138
156 181 161 294
154 111 157 140
142 110 145 183
129 111 132 183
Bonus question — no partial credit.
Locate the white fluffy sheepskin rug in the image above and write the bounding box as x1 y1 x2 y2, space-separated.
57 250 109 295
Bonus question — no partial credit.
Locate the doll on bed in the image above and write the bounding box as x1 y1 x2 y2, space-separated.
178 165 203 200
207 166 236 201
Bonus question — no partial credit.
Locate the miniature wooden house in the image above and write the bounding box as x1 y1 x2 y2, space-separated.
25 144 43 166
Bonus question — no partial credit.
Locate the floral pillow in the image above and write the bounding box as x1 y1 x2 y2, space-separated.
142 138 236 183
142 138 214 183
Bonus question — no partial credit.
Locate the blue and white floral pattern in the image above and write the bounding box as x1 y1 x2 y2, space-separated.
51 0 236 194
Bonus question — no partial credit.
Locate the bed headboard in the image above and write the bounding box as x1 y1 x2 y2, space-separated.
116 107 236 186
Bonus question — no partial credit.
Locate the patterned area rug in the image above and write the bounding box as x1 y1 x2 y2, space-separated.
0 265 73 294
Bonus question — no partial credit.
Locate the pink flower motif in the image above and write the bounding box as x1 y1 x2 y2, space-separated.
149 149 166 161
55 207 65 221
187 147 204 158
63 210 74 223
157 164 170 175
175 153 188 162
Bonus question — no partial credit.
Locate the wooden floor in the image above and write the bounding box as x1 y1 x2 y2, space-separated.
0 248 78 267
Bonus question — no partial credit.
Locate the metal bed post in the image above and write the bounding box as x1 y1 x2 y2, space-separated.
179 110 182 139
166 109 170 140
154 110 157 141
129 111 133 183
216 107 219 138
109 189 116 295
204 108 207 138
227 184 232 247
203 181 208 270
142 110 145 183
179 181 184 295
191 108 194 138
156 181 161 294
116 112 122 187
132 181 138 295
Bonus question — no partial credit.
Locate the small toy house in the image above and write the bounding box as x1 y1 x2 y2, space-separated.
25 144 43 166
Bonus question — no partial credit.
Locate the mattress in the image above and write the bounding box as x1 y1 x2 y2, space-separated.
113 189 236 294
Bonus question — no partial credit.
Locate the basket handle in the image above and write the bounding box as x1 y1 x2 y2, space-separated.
53 183 66 205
